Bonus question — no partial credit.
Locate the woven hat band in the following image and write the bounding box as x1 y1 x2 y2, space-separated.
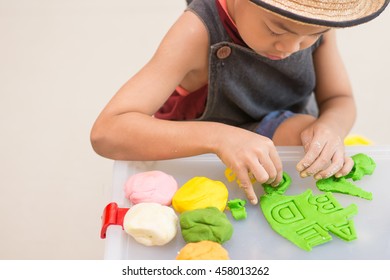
250 0 390 27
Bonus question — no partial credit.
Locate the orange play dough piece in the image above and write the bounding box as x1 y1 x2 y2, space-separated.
176 240 230 260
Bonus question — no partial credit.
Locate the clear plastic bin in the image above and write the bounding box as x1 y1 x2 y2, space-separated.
103 146 390 259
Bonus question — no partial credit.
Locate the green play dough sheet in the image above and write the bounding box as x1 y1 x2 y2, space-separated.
180 207 233 244
316 177 372 200
260 170 358 251
260 190 358 251
316 153 376 200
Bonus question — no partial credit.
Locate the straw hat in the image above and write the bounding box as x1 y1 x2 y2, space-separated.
250 0 390 27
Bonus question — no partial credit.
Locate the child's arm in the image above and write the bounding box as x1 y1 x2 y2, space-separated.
296 30 356 179
90 11 283 204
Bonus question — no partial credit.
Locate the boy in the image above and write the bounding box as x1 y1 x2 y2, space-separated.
91 0 389 204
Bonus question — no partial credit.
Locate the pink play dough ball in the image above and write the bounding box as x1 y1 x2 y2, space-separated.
124 170 178 206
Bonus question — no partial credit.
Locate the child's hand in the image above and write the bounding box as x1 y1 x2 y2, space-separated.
296 123 354 180
216 128 283 205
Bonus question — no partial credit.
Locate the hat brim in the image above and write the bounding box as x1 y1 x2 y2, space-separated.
250 0 390 27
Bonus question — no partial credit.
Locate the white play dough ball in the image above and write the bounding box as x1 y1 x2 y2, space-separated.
123 202 178 246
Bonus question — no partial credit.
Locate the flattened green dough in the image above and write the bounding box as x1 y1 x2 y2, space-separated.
316 153 375 200
260 189 358 251
316 177 372 200
180 207 233 244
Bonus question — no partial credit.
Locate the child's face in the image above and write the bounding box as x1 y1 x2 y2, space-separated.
233 1 330 60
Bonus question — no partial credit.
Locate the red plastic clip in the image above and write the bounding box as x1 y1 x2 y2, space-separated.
100 202 129 239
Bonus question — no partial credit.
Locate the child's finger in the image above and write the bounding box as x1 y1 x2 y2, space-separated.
296 139 325 173
238 180 258 205
250 160 273 185
269 149 284 186
313 151 344 179
299 141 334 177
334 156 354 178
236 169 258 205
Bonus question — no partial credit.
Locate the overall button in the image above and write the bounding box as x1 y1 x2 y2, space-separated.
216 46 231 59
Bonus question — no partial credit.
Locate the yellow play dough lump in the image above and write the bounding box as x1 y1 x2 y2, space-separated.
176 240 230 260
344 135 373 146
172 177 228 213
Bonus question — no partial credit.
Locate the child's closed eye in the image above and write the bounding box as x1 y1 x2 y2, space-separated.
265 23 286 36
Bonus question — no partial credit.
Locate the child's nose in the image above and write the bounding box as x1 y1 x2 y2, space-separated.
274 38 302 55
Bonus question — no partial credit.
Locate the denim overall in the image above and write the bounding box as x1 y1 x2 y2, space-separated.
187 0 322 138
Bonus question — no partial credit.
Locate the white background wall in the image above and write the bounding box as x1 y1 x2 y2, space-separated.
0 0 389 259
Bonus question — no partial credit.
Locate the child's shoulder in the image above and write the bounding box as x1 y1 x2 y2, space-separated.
148 10 209 82
158 11 209 59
